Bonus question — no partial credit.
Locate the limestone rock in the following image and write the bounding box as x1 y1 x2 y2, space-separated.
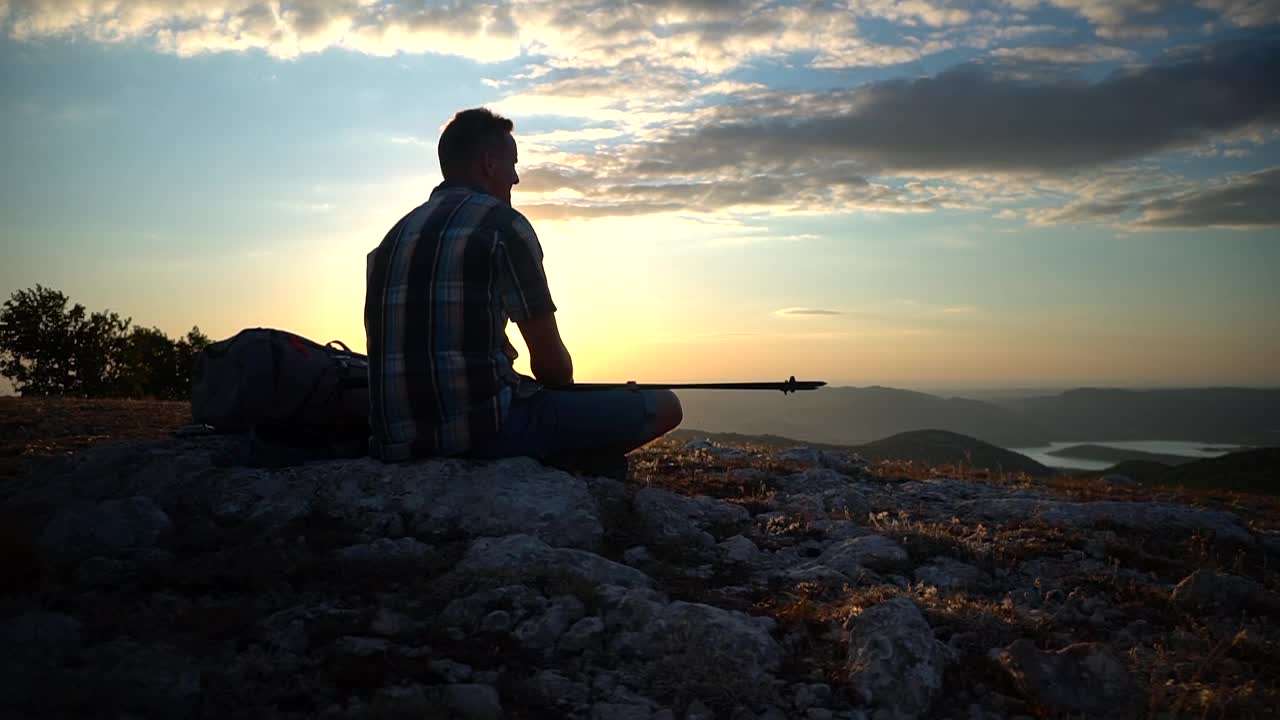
991 639 1144 719
818 535 908 575
411 457 603 549
967 498 1252 544
453 534 653 589
335 537 433 569
443 683 503 720
640 601 783 683
719 534 762 564
41 496 172 562
913 557 989 592
635 487 751 547
0 611 83 707
1171 569 1277 615
846 598 947 719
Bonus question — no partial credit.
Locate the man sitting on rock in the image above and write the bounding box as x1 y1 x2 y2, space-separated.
364 107 682 477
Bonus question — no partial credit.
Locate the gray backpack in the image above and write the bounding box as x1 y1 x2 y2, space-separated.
191 328 369 455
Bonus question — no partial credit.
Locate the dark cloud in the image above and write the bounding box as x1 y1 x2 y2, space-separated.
632 34 1280 175
1028 167 1280 228
1133 167 1280 229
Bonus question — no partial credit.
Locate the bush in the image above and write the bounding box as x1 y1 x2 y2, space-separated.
0 285 209 399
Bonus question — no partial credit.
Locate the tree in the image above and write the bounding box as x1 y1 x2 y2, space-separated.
0 285 131 396
0 285 217 399
118 325 211 400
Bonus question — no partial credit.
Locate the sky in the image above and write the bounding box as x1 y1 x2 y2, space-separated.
1 0 1278 391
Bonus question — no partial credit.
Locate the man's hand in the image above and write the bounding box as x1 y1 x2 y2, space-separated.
517 311 573 387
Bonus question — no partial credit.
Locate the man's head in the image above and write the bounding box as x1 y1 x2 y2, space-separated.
438 107 519 205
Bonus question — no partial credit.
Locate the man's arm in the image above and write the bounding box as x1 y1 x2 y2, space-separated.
517 311 573 387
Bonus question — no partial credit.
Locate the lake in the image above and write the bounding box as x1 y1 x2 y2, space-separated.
1005 440 1246 471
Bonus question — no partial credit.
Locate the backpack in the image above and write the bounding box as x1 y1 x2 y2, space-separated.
191 328 370 464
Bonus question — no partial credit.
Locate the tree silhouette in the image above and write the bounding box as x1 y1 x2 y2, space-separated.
0 285 208 399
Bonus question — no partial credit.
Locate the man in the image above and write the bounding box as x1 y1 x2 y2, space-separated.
364 108 681 475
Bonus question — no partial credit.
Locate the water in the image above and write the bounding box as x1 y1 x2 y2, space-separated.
1005 440 1246 471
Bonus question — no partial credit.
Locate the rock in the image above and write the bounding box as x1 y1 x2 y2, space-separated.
794 682 833 711
0 611 83 707
78 640 202 718
442 585 548 632
370 608 417 637
411 457 603 549
527 669 589 707
776 447 866 471
966 498 1252 544
821 487 871 520
374 683 433 716
41 496 172 562
1100 474 1138 488
443 683 503 720
684 439 753 459
846 598 947 719
560 616 605 654
593 702 654 720
480 610 513 633
685 698 716 719
720 535 762 563
777 468 858 494
624 545 653 566
453 534 653 589
513 595 586 651
991 639 1144 718
818 535 908 575
640 601 783 683
914 557 988 592
333 635 392 657
335 537 433 569
635 487 751 547
1171 569 1277 615
428 659 473 683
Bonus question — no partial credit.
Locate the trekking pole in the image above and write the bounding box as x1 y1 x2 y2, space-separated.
561 376 825 395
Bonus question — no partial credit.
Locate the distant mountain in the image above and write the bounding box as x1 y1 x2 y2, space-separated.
677 385 1050 447
999 388 1280 444
1097 460 1173 485
1155 447 1280 494
1048 444 1198 466
852 429 1052 476
675 386 1279 448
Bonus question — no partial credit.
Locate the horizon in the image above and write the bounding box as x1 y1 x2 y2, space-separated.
3 3 1279 390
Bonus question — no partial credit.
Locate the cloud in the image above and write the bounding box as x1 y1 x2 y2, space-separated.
1023 166 1280 229
775 307 844 316
990 44 1136 63
1132 166 1280 229
628 34 1280 175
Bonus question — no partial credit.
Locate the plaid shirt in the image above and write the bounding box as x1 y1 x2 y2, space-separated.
365 180 557 460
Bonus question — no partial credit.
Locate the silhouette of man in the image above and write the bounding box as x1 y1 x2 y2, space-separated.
365 108 681 475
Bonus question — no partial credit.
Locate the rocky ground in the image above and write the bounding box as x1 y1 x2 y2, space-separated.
1 399 1278 719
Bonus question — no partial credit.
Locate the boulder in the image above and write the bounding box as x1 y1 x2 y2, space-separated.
990 639 1144 719
443 683 503 720
818 535 908 575
453 534 653 589
966 498 1252 544
634 487 750 547
41 496 172 562
1171 569 1277 615
639 601 783 683
913 557 989 592
845 598 947 719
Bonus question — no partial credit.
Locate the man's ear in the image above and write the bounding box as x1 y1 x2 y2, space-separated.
480 147 497 177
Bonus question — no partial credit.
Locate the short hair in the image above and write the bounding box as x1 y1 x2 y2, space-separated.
438 108 514 178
